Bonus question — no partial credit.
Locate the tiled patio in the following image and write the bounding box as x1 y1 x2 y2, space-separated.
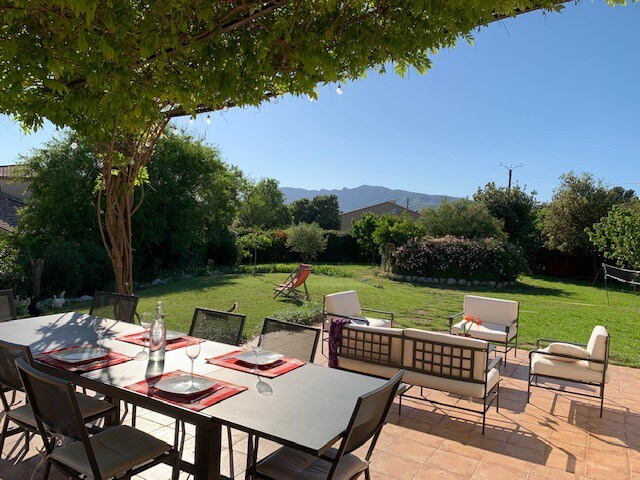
1 349 639 480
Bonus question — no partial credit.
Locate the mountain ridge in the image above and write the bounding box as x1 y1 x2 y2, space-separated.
280 185 458 213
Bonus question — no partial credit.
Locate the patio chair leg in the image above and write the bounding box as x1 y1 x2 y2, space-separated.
364 467 371 480
42 459 52 480
245 434 254 480
496 383 500 413
600 384 605 417
398 394 402 415
482 396 487 435
527 372 532 402
131 404 136 427
172 449 180 480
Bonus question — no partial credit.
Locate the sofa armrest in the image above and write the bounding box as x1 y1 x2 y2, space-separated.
487 356 503 371
536 338 588 349
448 311 464 327
361 307 394 323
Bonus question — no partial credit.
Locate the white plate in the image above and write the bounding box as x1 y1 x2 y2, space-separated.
50 346 107 364
154 374 218 396
143 330 185 342
235 351 284 366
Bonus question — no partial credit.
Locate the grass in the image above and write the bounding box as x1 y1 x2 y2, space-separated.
66 263 640 368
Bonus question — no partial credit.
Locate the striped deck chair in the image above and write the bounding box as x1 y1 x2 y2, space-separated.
273 264 312 301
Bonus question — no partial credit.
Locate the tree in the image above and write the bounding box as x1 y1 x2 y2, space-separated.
542 172 635 256
474 183 541 256
286 223 327 262
0 0 590 292
420 199 507 240
291 195 341 230
238 178 291 229
589 200 640 268
16 132 243 293
351 213 379 264
238 232 272 267
373 213 426 253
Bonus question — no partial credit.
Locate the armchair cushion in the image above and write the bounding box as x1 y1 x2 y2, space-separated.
324 291 362 319
586 326 609 372
463 295 518 327
531 353 608 384
450 320 517 343
546 343 590 362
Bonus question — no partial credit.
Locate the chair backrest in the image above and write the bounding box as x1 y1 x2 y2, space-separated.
90 291 139 323
330 370 404 476
324 290 362 319
402 329 489 383
291 267 311 288
463 295 518 327
586 325 609 371
339 324 403 367
189 308 246 346
0 340 33 392
15 359 95 448
261 318 321 362
0 289 17 322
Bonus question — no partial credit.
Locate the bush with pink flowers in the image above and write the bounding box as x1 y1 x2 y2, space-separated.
390 236 524 281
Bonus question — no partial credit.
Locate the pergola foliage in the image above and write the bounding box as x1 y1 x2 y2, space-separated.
0 0 623 292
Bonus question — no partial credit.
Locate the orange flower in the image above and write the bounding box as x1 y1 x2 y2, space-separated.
464 315 473 322
475 317 483 326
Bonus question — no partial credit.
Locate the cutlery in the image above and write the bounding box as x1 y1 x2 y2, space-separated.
188 385 223 403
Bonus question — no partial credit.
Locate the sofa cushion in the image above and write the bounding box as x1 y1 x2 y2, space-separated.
256 447 367 480
531 353 609 384
340 324 403 365
546 343 590 362
404 367 499 399
402 329 488 382
325 291 362 320
337 356 400 380
586 326 609 372
463 295 518 327
450 320 517 343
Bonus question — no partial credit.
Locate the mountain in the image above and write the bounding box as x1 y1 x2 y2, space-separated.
280 185 459 213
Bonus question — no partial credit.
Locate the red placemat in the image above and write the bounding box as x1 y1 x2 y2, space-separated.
125 370 247 412
36 346 133 373
116 332 205 351
206 350 306 378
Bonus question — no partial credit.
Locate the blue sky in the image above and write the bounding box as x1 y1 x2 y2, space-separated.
1 1 639 201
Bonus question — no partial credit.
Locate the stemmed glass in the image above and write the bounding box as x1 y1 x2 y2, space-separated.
186 339 201 390
249 334 264 375
92 317 108 354
134 312 152 361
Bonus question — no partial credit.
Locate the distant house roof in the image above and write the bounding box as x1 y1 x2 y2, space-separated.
0 165 19 180
340 200 419 217
0 192 23 233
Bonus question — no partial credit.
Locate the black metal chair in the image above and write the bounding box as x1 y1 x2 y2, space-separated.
177 307 247 478
0 289 17 322
261 318 321 363
90 291 139 323
0 340 115 459
15 358 179 480
249 370 404 480
189 307 247 346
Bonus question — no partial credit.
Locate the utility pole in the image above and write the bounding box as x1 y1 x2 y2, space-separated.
500 163 523 189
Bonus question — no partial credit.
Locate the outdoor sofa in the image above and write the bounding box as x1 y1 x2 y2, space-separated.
336 323 501 433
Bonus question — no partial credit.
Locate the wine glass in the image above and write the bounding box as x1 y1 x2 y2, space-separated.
92 317 108 354
134 312 152 361
186 339 201 389
249 334 264 374
256 375 273 396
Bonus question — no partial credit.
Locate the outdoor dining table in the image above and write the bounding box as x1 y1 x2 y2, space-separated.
0 312 386 480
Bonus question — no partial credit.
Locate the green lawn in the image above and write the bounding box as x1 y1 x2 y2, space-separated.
69 264 640 367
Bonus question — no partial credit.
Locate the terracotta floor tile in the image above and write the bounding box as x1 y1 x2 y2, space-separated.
426 449 482 477
471 459 529 479
385 436 437 464
369 452 423 480
414 464 470 479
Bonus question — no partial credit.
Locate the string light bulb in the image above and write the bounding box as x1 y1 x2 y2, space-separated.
97 161 104 169
70 141 78 150
336 84 343 95
129 159 135 166
206 114 211 125
308 95 315 102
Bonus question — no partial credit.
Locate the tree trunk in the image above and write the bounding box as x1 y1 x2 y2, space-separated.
97 120 168 294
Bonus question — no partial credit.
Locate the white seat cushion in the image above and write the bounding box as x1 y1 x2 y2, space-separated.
256 446 367 480
463 295 519 327
405 368 500 399
531 353 609 384
546 343 590 362
352 316 392 328
50 425 171 479
450 320 517 343
586 326 609 372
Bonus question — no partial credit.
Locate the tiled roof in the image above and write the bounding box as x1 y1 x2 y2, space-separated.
0 192 23 233
0 165 18 179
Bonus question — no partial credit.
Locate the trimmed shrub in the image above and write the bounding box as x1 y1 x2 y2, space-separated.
390 236 524 281
272 301 324 325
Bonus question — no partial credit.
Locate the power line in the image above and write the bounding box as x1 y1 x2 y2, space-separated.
500 163 523 189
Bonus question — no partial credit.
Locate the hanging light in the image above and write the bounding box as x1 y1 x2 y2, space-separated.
206 114 211 124
336 84 343 95
97 161 104 169
70 141 78 150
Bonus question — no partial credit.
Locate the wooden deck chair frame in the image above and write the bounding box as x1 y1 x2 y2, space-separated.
273 264 312 301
